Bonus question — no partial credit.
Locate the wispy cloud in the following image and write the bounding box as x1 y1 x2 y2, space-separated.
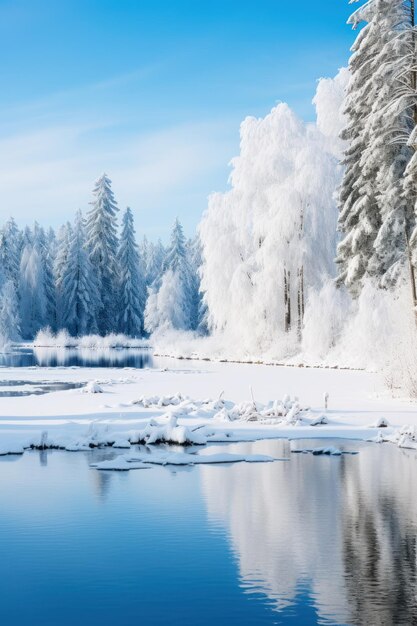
0 118 235 237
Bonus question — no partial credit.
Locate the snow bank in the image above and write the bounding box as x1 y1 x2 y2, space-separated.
0 361 415 460
33 328 150 349
83 381 104 394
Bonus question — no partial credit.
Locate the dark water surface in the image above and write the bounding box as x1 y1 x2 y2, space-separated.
0 346 154 369
0 379 85 396
1 439 416 625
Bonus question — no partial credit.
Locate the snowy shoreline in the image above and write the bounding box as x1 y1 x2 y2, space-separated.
1 358 416 463
153 350 367 372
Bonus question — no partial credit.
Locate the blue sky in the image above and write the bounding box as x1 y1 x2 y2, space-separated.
0 0 355 240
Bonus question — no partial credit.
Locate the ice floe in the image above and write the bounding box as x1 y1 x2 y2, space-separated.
91 449 280 471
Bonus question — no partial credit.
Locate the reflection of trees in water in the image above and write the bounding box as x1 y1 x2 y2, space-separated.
341 446 417 625
200 441 417 625
39 449 48 466
32 347 153 368
86 449 115 500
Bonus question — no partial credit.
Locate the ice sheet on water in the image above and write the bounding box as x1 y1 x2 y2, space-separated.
91 449 281 471
290 444 358 456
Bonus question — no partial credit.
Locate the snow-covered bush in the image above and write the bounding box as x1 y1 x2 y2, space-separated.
332 276 417 396
302 281 350 362
33 329 149 349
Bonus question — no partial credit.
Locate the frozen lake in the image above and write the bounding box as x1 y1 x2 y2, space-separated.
1 438 416 625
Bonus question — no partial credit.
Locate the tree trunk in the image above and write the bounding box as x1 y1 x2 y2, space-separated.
284 267 291 332
297 266 304 342
297 203 305 341
405 227 417 321
410 0 417 324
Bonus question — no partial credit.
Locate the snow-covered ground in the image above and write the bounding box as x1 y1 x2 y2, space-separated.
1 357 417 461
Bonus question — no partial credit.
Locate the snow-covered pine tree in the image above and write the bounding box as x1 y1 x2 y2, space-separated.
61 211 101 336
47 227 57 260
336 1 381 295
145 219 193 333
365 1 414 286
186 235 206 332
19 244 46 338
0 218 21 289
85 173 119 334
117 207 145 336
139 235 149 284
0 280 21 341
144 239 166 286
337 0 416 294
33 222 56 330
54 222 73 328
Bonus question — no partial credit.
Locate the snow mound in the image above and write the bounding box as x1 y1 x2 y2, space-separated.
83 381 104 394
310 414 328 426
131 415 207 445
133 392 185 408
368 417 390 428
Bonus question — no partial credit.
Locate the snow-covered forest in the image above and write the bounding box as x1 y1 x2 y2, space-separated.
0 173 204 342
1 0 417 393
196 0 417 393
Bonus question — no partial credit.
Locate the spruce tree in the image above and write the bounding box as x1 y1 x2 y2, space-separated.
61 211 101 336
54 223 73 328
33 222 56 330
0 218 21 289
0 280 21 341
336 1 381 295
117 207 145 336
86 173 119 334
19 244 46 338
337 0 416 294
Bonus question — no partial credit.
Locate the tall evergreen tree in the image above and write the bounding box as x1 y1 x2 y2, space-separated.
144 238 166 287
336 1 382 295
19 244 46 338
0 280 21 341
86 173 119 334
61 211 101 336
33 222 56 330
187 235 206 332
337 0 415 294
117 207 145 336
54 223 73 328
0 218 21 289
